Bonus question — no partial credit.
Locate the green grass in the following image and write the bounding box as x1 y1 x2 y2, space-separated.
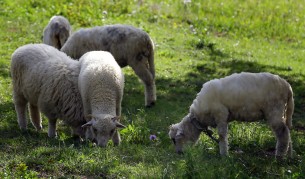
1 0 305 178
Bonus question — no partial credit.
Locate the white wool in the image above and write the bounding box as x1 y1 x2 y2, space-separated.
191 72 293 126
169 72 294 158
79 51 125 147
11 44 85 137
61 24 156 107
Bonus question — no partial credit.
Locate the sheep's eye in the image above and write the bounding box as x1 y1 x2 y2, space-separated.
172 138 176 145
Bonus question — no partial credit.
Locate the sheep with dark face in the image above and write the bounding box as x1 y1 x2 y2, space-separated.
78 51 126 147
169 72 294 158
61 24 156 107
11 44 85 138
43 16 71 49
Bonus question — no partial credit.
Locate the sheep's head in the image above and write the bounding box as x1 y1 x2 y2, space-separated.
169 114 203 154
168 123 187 154
81 114 125 147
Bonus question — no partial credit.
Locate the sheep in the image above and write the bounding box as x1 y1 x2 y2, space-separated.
60 24 156 107
11 43 86 138
169 72 294 158
78 51 126 147
43 16 71 49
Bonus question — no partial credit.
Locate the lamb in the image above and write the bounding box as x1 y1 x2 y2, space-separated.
78 51 126 147
11 43 85 138
43 16 71 49
60 24 156 107
169 72 294 158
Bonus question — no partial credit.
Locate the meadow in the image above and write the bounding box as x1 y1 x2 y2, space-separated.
0 0 305 178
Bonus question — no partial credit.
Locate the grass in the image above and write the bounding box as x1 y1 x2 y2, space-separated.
0 0 305 178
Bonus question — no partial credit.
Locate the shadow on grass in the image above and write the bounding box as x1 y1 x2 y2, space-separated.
185 46 305 123
0 100 84 154
0 62 10 79
122 43 305 128
1 43 303 155
0 100 14 115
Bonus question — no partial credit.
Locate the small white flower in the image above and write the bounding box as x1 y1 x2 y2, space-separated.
233 41 239 47
184 0 191 4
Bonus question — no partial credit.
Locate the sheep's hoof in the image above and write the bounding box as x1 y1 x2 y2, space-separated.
35 126 43 131
275 155 286 164
71 135 83 142
48 133 57 138
176 151 184 155
20 128 28 135
145 101 155 108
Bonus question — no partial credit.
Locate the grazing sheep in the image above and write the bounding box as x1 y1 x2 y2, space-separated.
43 16 71 49
79 51 126 147
60 24 156 107
169 72 294 158
11 44 85 138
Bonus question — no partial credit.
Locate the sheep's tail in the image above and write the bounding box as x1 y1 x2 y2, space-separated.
285 85 294 129
148 37 155 79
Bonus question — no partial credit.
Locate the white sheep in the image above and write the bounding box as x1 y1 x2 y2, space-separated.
11 43 85 138
60 24 156 107
169 72 294 158
43 16 71 49
78 51 126 147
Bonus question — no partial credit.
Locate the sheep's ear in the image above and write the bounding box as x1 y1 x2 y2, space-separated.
111 116 125 128
115 121 126 128
176 129 184 139
81 120 95 128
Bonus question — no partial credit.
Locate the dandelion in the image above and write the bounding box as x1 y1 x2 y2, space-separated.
149 134 157 141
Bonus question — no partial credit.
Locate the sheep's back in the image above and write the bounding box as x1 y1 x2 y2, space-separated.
191 72 291 121
79 51 124 115
218 72 290 106
61 24 153 67
11 44 84 125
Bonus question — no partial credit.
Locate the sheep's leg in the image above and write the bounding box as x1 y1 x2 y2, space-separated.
29 104 42 131
113 101 122 146
217 122 229 156
14 94 28 130
271 122 290 157
116 98 121 116
48 118 57 138
116 105 121 117
112 130 121 146
214 108 229 156
266 107 290 158
81 96 91 117
131 60 156 107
